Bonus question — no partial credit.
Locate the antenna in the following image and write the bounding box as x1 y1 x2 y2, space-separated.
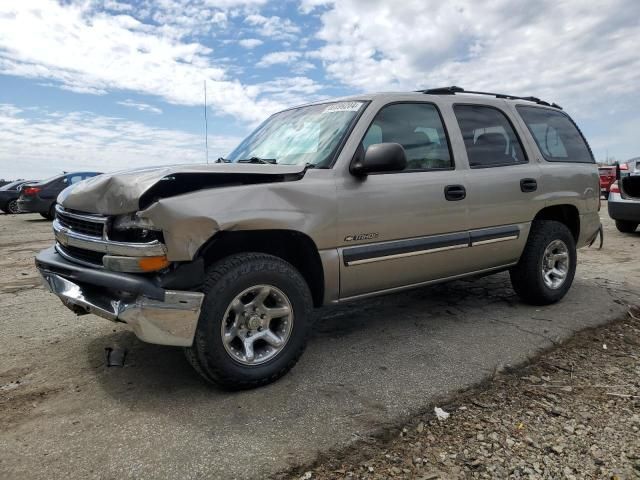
204 80 209 164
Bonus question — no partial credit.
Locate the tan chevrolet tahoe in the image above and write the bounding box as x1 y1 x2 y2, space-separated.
36 87 602 389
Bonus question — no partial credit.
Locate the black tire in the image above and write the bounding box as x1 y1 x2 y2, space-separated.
7 200 20 214
40 203 56 220
185 253 313 390
615 220 638 233
603 192 609 200
509 220 577 306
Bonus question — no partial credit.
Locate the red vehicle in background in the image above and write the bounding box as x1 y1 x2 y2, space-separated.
599 165 619 199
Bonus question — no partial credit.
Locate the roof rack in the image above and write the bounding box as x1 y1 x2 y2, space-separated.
416 86 562 110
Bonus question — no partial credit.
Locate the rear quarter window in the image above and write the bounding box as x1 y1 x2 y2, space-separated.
516 106 594 163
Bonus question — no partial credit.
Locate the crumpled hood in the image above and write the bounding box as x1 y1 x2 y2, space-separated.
58 163 307 215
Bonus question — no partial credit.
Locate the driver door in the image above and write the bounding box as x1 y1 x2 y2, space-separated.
336 102 470 299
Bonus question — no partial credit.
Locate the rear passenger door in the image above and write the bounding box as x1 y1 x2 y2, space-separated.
453 103 543 270
337 102 470 299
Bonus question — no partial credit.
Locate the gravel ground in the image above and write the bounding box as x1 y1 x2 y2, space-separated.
281 308 640 480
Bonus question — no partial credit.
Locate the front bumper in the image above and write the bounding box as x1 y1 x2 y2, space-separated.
36 246 204 346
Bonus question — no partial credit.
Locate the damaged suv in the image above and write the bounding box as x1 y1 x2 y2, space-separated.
36 87 601 389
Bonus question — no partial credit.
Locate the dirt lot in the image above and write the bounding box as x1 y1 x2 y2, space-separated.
1 206 639 479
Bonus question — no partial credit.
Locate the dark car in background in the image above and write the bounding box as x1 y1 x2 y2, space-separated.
18 172 102 219
0 180 36 214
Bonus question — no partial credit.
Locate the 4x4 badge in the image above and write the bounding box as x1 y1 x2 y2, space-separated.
344 233 378 242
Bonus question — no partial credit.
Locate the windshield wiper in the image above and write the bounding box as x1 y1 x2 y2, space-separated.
216 157 231 163
237 156 277 165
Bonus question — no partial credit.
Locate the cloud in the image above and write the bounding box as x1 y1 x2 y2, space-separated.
0 103 242 179
256 50 302 67
309 0 640 113
244 14 300 40
238 38 263 49
104 0 268 38
298 0 331 14
245 76 326 106
101 0 133 13
116 99 163 114
0 1 308 124
256 50 315 73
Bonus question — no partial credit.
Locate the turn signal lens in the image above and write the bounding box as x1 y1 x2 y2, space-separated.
103 255 170 273
137 255 170 272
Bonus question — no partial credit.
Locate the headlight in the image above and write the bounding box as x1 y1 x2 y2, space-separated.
112 213 160 231
110 214 163 243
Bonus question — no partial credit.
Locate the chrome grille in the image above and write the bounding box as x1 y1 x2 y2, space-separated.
56 206 106 238
56 243 105 267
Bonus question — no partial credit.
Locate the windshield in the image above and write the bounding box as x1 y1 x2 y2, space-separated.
226 101 366 168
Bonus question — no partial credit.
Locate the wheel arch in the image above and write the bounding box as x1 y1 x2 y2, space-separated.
532 204 580 242
197 229 325 307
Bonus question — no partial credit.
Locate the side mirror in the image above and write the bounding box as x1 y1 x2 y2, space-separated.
351 142 407 177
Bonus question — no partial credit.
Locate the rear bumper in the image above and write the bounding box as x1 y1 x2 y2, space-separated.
36 246 204 346
17 196 51 214
608 199 640 222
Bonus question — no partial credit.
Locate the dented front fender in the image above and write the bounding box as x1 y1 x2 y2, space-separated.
140 171 337 261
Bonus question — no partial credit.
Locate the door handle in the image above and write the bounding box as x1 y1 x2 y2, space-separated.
444 184 466 201
520 178 537 193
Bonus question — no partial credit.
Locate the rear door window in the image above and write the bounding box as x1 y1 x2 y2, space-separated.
68 175 84 184
516 106 594 163
453 105 527 168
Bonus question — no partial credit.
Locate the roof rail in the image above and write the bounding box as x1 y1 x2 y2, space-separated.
416 86 562 110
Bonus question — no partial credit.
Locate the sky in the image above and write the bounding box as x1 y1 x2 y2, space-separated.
0 0 639 179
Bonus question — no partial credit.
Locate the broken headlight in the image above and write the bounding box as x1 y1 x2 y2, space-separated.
113 213 159 231
110 214 163 242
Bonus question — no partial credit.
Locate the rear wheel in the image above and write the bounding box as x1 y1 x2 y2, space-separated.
615 220 638 233
185 253 313 390
7 200 20 214
510 220 577 305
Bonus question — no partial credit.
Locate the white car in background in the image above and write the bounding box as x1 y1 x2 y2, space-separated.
626 157 640 175
608 163 640 233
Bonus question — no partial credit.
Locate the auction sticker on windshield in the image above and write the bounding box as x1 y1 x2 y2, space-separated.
322 102 363 113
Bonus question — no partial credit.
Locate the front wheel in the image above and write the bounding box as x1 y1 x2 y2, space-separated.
615 220 638 233
185 253 313 390
510 220 577 305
